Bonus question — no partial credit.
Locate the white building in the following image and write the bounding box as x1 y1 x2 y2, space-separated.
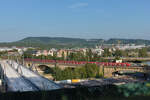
92 46 104 56
116 44 146 50
0 47 13 51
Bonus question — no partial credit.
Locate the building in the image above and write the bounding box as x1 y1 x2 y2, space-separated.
92 46 104 56
116 44 146 50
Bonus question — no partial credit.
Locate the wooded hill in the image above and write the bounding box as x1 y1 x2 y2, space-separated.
0 37 149 49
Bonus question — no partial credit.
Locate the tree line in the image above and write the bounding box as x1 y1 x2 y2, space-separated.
23 49 108 62
46 63 103 81
23 48 149 63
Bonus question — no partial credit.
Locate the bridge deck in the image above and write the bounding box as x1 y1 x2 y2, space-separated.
9 61 61 91
0 61 39 92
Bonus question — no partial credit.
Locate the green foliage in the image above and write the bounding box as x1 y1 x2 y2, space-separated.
0 51 8 58
62 52 65 60
113 49 128 57
138 48 148 57
24 48 108 62
0 84 150 100
103 48 112 57
67 49 107 62
51 64 103 81
118 82 150 97
115 56 121 60
52 67 63 80
84 64 99 78
0 37 150 49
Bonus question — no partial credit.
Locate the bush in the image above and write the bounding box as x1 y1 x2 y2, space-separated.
51 64 103 81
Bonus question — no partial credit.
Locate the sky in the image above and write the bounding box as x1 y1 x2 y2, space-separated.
0 0 150 42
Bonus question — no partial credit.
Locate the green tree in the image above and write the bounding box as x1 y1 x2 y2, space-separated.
52 67 63 80
138 48 148 57
103 48 112 57
84 63 100 78
85 49 93 61
114 49 122 57
62 68 74 80
62 52 65 60
51 64 102 81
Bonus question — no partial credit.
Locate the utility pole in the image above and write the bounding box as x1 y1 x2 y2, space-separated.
8 55 9 61
117 40 121 47
54 58 57 81
22 53 24 66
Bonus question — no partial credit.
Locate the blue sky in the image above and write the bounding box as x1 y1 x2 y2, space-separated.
0 0 150 42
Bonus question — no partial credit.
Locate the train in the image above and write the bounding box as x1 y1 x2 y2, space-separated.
24 58 131 67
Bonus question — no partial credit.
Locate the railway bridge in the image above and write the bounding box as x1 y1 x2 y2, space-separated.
24 59 150 77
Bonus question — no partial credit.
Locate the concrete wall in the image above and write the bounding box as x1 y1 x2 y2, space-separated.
103 66 146 77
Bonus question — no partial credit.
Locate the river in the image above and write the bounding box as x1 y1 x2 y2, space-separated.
144 61 150 66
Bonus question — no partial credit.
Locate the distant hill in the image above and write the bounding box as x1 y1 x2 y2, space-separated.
0 37 104 49
0 37 149 49
105 38 150 45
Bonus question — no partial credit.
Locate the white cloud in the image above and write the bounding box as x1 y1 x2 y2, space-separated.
69 3 88 9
